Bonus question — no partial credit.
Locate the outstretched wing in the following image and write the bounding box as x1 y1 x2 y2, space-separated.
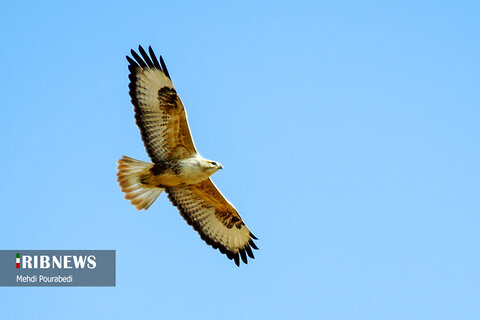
166 179 258 266
127 45 198 163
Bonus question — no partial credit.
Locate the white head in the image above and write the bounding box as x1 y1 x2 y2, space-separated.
199 158 223 173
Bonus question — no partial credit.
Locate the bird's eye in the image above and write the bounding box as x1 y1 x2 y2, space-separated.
211 162 217 166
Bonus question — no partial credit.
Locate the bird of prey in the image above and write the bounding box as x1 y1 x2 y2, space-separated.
117 46 258 266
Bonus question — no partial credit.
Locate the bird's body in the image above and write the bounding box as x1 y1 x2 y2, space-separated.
127 155 222 188
117 46 258 266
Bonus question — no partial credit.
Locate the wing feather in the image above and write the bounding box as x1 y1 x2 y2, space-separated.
127 45 197 162
138 45 154 67
166 179 258 266
148 46 162 70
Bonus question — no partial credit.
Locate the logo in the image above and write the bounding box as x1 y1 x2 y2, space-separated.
0 250 115 287
15 252 96 269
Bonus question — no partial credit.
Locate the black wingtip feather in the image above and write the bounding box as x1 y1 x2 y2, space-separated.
245 246 254 259
249 239 259 250
160 56 171 79
126 55 138 67
250 232 258 240
149 46 162 69
138 45 154 68
234 253 240 267
240 249 248 264
130 49 147 68
128 65 138 73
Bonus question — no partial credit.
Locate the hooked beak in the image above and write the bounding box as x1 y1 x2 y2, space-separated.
218 164 223 170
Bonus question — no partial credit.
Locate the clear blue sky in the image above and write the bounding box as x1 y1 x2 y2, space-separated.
1 1 479 319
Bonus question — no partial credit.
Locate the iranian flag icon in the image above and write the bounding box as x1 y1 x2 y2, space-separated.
16 253 20 268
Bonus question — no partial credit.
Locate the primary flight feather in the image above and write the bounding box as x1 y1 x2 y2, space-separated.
117 46 258 266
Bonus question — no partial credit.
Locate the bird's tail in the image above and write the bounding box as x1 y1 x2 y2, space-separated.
117 156 164 210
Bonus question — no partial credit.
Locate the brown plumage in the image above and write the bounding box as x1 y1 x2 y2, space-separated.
117 45 258 266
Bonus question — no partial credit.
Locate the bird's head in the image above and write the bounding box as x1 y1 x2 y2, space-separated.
200 159 223 172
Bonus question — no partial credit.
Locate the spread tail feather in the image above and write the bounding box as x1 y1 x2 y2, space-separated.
117 156 163 210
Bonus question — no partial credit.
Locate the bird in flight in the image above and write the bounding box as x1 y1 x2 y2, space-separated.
117 46 258 266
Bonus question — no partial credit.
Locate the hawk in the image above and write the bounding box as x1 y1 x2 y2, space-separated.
117 46 258 266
